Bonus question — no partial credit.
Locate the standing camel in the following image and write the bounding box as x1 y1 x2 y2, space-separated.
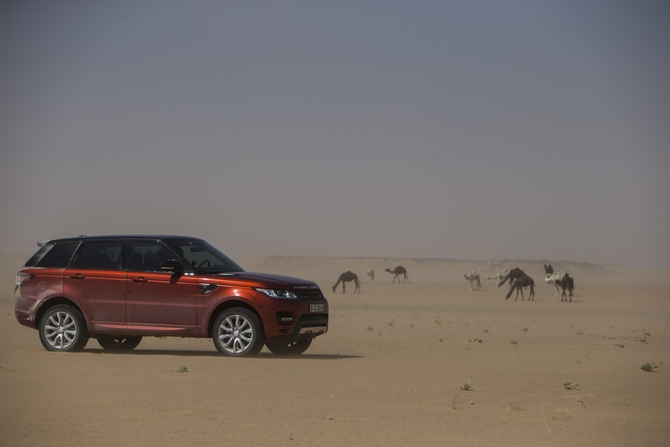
505 273 535 301
366 268 375 281
544 264 569 297
385 266 408 283
558 273 574 302
463 271 481 291
332 271 360 293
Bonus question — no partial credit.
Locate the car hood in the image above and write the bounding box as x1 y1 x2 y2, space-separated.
205 271 321 289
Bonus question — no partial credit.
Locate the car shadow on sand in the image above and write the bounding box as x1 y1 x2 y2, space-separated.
83 348 361 360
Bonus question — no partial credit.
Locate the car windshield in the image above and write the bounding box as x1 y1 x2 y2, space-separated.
164 238 244 274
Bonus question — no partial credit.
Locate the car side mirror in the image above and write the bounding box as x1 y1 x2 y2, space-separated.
160 259 184 274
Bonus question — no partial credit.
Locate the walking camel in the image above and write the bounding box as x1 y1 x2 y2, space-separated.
332 271 360 293
463 271 481 291
385 266 409 283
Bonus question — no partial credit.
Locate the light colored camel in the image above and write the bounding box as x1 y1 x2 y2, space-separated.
544 264 569 297
385 266 408 283
366 268 375 281
463 271 481 291
486 269 510 288
332 271 360 293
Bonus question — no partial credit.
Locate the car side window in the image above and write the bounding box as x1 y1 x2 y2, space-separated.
130 241 177 272
72 241 123 270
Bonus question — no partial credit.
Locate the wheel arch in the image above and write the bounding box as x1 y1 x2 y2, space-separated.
207 299 263 338
36 297 87 331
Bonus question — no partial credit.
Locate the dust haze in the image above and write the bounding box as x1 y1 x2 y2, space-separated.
1 2 669 267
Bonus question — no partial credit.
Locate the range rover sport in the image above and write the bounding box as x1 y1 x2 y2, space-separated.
14 235 328 356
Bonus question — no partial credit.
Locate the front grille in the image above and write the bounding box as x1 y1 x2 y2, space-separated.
295 290 325 301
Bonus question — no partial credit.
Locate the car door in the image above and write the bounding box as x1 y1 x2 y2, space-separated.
63 240 128 334
126 240 197 335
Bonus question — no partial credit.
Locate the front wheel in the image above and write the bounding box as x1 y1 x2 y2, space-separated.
39 304 90 352
97 336 142 351
266 338 312 356
212 308 265 357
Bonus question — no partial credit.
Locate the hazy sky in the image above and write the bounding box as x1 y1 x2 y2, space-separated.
1 1 669 266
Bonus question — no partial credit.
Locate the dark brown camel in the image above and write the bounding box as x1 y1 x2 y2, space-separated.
505 273 535 301
332 271 360 293
499 267 525 288
385 266 408 283
558 273 574 302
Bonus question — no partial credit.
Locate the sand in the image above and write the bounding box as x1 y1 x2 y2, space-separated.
1 256 669 446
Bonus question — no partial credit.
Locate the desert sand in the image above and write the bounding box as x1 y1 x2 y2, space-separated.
1 256 669 446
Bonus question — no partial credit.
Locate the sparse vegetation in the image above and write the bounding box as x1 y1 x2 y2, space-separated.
510 340 518 345
615 343 625 348
459 379 473 391
564 382 578 390
640 363 658 372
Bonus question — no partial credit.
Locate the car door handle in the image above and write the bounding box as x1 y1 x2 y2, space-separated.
69 273 85 280
132 277 148 283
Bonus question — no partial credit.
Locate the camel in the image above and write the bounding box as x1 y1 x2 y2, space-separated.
505 273 535 301
557 273 574 302
463 271 481 291
499 268 525 288
332 271 360 293
486 269 510 288
385 266 408 283
544 264 569 297
366 268 375 281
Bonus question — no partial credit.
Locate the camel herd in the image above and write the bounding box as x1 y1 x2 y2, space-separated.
333 263 575 302
471 264 574 301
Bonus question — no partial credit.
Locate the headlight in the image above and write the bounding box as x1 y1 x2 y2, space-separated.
255 288 298 299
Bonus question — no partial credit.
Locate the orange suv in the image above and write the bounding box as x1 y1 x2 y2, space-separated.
14 235 328 356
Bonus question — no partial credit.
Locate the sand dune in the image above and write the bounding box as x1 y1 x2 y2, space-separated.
1 256 669 446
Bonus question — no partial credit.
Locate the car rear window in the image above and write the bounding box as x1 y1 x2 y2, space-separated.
25 242 80 268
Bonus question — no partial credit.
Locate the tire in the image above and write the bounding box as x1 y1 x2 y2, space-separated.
266 338 312 356
39 304 90 352
212 308 265 357
97 335 142 351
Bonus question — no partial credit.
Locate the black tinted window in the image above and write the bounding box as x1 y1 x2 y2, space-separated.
26 242 80 268
164 238 243 273
72 241 124 270
130 241 178 272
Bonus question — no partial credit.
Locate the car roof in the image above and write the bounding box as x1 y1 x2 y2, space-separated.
39 235 203 245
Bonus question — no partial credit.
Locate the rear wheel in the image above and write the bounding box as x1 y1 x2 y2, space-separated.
212 308 265 357
97 336 142 351
39 304 90 352
266 338 312 356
